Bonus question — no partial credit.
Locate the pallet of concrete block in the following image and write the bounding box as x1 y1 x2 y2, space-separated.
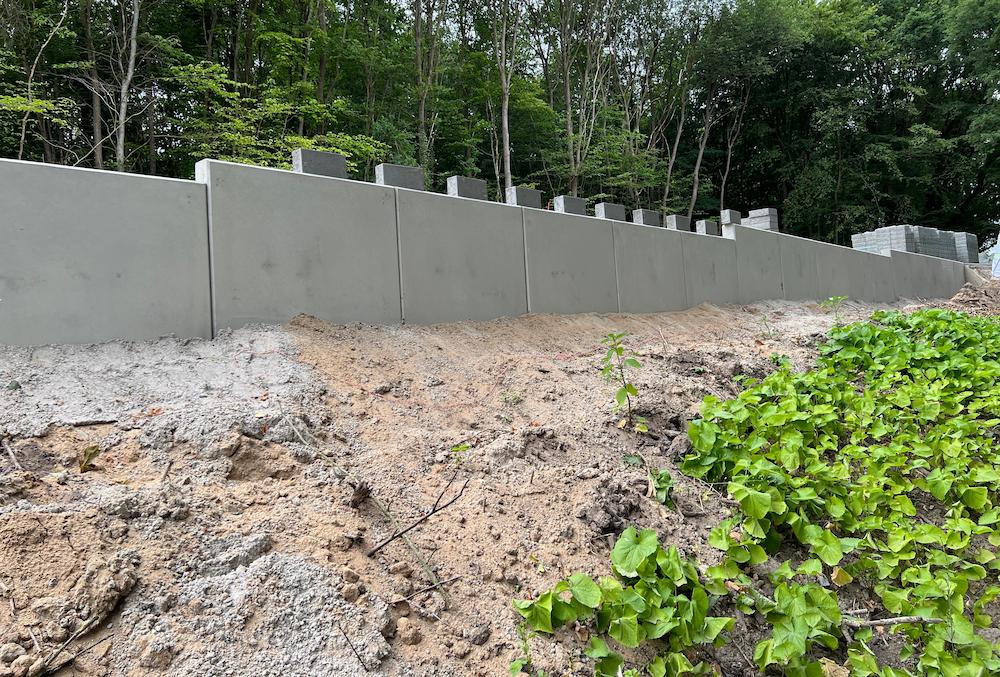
852 224 978 264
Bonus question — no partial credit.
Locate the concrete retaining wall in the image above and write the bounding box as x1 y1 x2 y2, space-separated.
396 189 527 323
0 159 211 344
522 209 619 314
0 158 971 346
612 222 688 313
197 160 401 333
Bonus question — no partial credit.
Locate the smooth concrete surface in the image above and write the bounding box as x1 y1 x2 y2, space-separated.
863 252 896 303
522 209 618 314
814 240 871 301
446 175 487 200
632 209 661 226
678 231 738 307
595 202 627 221
375 163 423 190
554 195 587 215
396 189 527 323
197 160 401 332
724 225 783 303
507 186 542 209
292 149 347 178
890 250 965 300
613 222 688 313
0 159 211 345
777 233 821 301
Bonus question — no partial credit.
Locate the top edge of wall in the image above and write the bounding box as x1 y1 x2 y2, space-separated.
0 156 204 187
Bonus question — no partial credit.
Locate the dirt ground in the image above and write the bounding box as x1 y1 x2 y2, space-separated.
1 282 996 677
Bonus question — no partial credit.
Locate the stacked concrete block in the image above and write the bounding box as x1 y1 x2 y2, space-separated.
852 224 976 263
742 208 779 231
664 215 692 231
446 175 488 200
291 149 347 178
632 209 661 226
952 232 979 264
506 186 543 209
375 163 424 190
696 219 720 236
595 202 627 221
720 209 741 226
554 195 587 215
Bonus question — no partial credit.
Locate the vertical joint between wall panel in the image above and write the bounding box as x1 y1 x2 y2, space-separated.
394 188 404 323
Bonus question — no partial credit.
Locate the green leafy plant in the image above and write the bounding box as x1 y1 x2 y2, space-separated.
514 527 733 676
649 469 676 509
450 442 472 465
78 444 101 473
819 295 849 325
600 332 647 433
684 309 1000 674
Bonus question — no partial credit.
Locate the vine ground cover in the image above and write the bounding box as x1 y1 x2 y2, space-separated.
514 309 1000 675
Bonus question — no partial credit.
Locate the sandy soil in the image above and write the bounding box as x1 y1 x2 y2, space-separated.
1 284 995 677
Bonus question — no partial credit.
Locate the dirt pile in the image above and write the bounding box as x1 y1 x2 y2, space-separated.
1 296 987 675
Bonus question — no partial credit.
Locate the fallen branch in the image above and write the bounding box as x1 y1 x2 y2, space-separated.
2 438 23 471
390 575 463 604
335 619 370 671
366 474 469 557
843 615 943 629
43 633 112 675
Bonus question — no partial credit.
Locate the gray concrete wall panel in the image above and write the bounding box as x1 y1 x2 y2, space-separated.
612 222 688 313
396 189 528 323
777 234 820 301
197 160 401 331
0 159 211 345
522 210 618 314
678 231 738 307
725 226 783 303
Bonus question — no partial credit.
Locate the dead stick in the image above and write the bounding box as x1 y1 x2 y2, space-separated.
159 459 173 483
366 479 469 557
390 575 463 604
43 634 113 675
3 438 23 471
335 620 369 671
281 414 447 603
843 615 943 628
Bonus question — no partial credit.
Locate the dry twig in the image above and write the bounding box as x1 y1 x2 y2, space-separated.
366 473 469 557
390 575 463 604
3 438 23 471
335 620 370 671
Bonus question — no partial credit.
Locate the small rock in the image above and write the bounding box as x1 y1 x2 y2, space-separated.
0 644 24 663
667 433 691 459
396 617 422 645
340 567 360 583
341 583 361 603
8 655 32 677
575 467 600 480
452 641 471 658
388 561 412 577
465 623 491 646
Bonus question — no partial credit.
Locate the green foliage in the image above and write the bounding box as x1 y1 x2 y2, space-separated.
684 309 1000 673
600 332 647 433
649 469 676 509
514 528 733 676
819 295 850 325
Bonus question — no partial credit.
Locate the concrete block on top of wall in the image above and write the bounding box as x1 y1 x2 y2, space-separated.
375 163 424 190
291 149 347 178
196 160 401 333
506 185 543 209
396 189 527 323
553 195 587 215
664 215 692 231
720 209 741 225
522 209 618 314
613 222 688 313
696 219 720 236
446 175 488 200
632 209 661 227
0 158 211 345
743 208 779 231
595 202 627 221
722 224 783 303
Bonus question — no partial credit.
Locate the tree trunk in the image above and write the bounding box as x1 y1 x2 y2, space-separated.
688 100 715 219
116 0 141 172
83 0 103 169
501 80 512 190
